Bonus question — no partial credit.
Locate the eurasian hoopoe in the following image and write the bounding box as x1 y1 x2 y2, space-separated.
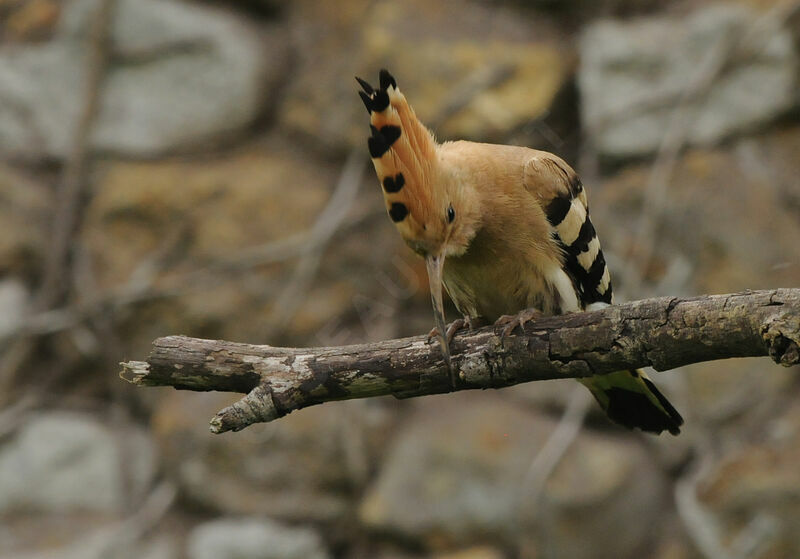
356 69 683 435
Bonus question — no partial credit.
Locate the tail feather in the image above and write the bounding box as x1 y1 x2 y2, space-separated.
579 369 683 436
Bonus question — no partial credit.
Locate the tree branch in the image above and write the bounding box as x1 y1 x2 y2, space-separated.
120 289 800 433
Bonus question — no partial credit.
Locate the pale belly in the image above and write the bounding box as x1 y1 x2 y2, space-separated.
442 251 579 322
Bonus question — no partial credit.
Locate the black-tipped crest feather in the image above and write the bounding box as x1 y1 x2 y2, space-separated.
380 125 401 146
379 68 396 90
372 89 390 112
368 130 388 158
383 173 405 193
359 91 373 114
355 76 374 94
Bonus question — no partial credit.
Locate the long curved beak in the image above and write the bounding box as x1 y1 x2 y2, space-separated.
425 253 452 372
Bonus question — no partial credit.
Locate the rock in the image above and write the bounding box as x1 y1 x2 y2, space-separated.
520 0 663 17
592 129 800 296
151 390 397 522
186 517 330 559
0 278 30 339
683 357 795 426
434 547 506 559
0 0 285 160
502 377 582 415
6 527 175 559
357 546 505 559
82 141 339 345
0 164 51 279
0 412 157 513
698 400 800 557
0 0 61 42
578 4 796 158
279 0 570 153
359 392 666 557
363 547 422 559
3 526 178 559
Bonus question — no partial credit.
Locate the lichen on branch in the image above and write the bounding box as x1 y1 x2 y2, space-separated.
120 289 800 433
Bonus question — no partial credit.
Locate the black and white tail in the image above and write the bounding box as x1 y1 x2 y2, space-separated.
542 156 684 436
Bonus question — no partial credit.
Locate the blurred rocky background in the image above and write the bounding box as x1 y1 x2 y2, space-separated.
0 0 799 557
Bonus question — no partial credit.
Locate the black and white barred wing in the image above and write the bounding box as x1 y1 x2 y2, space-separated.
525 154 612 311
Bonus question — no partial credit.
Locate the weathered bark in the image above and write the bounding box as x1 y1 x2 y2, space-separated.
120 289 800 433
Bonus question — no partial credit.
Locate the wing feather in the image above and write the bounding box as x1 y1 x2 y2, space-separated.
523 154 612 309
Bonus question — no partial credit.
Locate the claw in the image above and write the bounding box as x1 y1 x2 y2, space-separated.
446 320 465 343
445 318 467 344
426 322 457 346
426 317 476 389
426 326 439 344
495 308 542 340
427 317 483 346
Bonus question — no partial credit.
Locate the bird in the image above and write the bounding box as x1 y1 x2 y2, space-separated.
356 69 683 435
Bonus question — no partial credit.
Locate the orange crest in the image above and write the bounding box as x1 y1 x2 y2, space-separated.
356 70 442 252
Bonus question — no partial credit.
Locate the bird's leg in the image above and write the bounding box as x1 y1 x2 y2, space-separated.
427 315 486 345
494 307 543 340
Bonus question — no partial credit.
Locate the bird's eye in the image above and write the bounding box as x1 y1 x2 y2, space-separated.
447 205 455 224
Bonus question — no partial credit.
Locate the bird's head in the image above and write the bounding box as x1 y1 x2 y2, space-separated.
356 69 481 371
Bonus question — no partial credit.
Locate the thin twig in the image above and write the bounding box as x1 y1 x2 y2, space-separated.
114 481 177 545
0 0 116 395
630 26 732 293
0 203 375 347
629 2 800 294
262 149 366 340
675 453 732 559
36 0 115 309
518 387 592 512
675 450 777 559
94 481 177 556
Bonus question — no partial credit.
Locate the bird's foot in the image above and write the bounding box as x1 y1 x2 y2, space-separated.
427 317 487 389
495 308 542 340
427 316 484 345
